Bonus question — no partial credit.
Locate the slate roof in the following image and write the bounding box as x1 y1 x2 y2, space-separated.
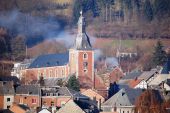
41 87 71 96
56 100 85 113
138 70 158 81
0 81 15 95
161 57 170 74
102 89 132 107
119 85 143 105
16 85 39 95
29 53 69 68
0 76 20 85
74 12 92 50
41 87 88 99
121 70 142 80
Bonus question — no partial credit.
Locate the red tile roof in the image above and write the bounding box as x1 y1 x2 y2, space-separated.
128 79 143 88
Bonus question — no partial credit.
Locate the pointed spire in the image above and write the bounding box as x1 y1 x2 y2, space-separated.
78 10 86 33
74 11 92 50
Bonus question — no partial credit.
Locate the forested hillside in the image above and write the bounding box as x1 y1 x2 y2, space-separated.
0 0 170 60
75 0 170 39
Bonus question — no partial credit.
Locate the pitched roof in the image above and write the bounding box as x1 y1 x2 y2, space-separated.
38 109 51 113
16 85 39 95
138 70 158 81
56 100 85 113
102 89 132 107
41 87 88 98
9 104 30 113
119 85 143 105
128 79 143 88
82 89 105 101
0 81 15 95
161 57 170 74
149 74 170 86
29 53 69 68
0 76 20 85
121 70 142 80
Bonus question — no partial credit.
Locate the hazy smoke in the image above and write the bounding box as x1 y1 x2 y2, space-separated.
0 10 62 46
105 57 119 67
94 49 103 61
54 31 76 48
94 49 119 67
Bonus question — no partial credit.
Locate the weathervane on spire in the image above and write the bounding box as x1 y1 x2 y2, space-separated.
80 10 83 15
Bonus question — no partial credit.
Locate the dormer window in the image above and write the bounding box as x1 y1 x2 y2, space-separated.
83 53 88 59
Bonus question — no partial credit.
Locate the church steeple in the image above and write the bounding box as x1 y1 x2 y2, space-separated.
78 11 86 33
74 11 92 50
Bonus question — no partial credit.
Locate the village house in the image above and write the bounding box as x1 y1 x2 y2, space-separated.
135 70 159 89
149 74 170 99
15 85 40 109
101 85 142 113
0 81 15 110
82 89 105 108
101 89 135 113
118 70 142 85
56 100 86 113
14 84 89 111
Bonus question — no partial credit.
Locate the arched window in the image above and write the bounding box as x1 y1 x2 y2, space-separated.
83 53 88 59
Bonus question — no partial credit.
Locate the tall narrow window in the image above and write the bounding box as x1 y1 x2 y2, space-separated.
83 53 88 59
83 62 88 68
7 98 10 102
55 69 58 77
49 70 52 77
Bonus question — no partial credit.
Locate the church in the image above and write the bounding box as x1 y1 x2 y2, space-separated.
23 11 94 82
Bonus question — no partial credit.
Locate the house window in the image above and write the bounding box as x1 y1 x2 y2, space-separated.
44 69 46 77
51 101 54 106
62 69 64 76
32 99 37 104
7 98 10 102
83 62 88 68
83 53 88 59
84 69 88 73
49 70 52 77
7 106 10 109
19 98 23 104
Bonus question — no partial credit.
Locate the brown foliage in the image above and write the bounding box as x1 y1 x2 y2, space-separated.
28 39 67 58
135 90 168 113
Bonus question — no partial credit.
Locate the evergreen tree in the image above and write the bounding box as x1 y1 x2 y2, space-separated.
73 0 100 24
108 82 119 98
144 0 154 21
152 40 167 67
154 0 170 17
66 75 80 91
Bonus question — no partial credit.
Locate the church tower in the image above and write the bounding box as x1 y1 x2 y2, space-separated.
69 11 94 81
